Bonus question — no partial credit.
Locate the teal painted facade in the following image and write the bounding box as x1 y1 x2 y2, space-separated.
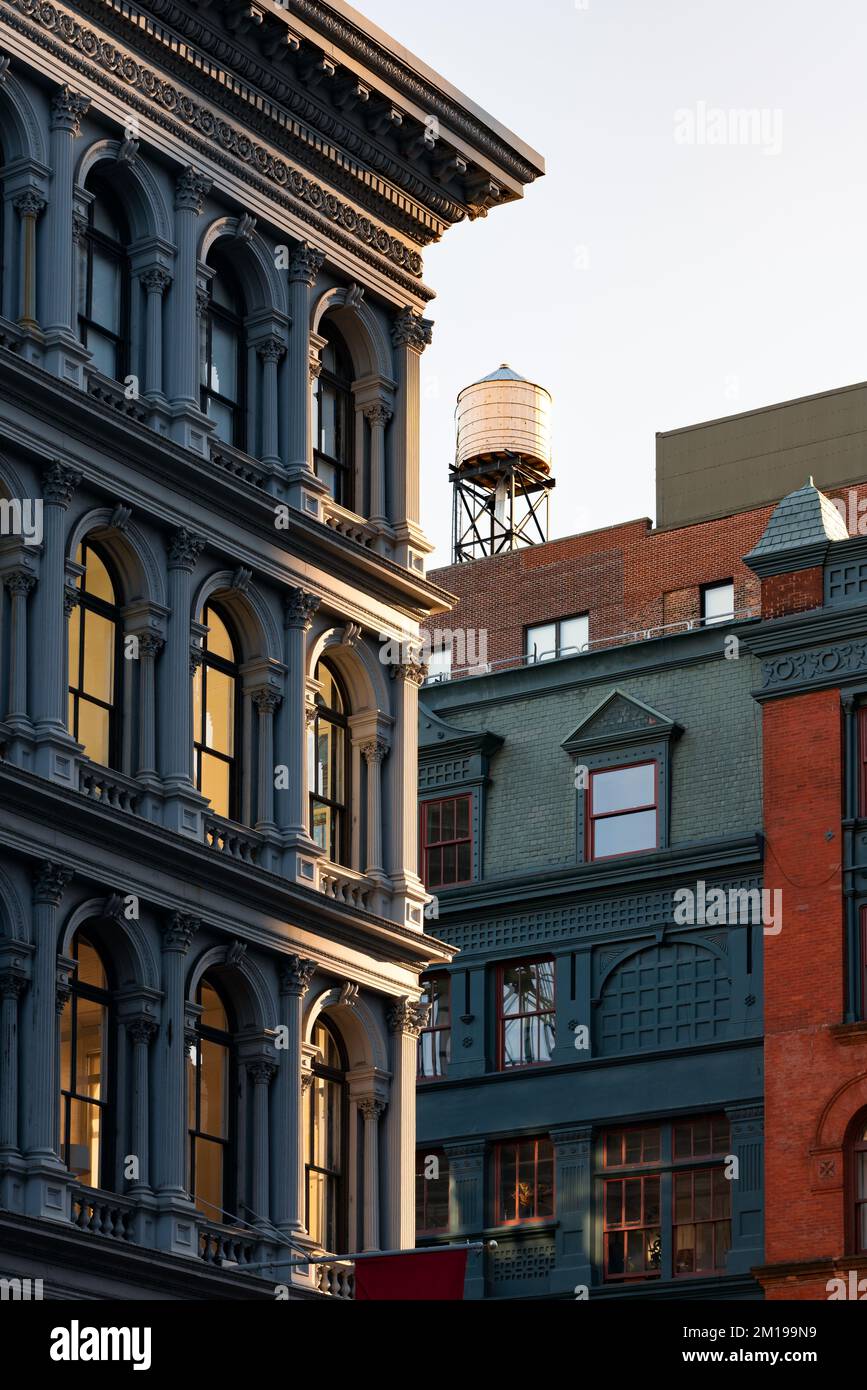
417 622 766 1300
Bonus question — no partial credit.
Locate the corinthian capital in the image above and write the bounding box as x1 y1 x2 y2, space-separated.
42 461 82 508
390 659 428 689
140 267 172 296
13 190 46 219
162 912 200 954
175 166 212 214
288 242 326 287
279 955 317 998
387 996 430 1038
168 528 205 572
391 307 434 354
50 85 91 135
32 861 73 907
284 588 321 632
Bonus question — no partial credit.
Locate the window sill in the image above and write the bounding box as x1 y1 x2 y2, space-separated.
828 1021 867 1047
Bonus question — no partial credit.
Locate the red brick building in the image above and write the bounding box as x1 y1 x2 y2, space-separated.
744 485 867 1301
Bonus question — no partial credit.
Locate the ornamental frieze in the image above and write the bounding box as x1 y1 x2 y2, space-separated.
91 0 465 232
2 0 428 289
760 640 867 695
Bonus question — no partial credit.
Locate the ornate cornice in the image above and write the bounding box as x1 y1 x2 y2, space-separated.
2 0 431 289
283 0 541 188
83 0 469 233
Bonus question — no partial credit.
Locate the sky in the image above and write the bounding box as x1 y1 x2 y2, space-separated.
358 0 867 566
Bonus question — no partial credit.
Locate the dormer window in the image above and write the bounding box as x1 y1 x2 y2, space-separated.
589 762 658 860
563 690 682 865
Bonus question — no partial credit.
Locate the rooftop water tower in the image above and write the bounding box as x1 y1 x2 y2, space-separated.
451 365 554 563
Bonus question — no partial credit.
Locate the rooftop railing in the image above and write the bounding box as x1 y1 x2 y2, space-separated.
425 607 761 686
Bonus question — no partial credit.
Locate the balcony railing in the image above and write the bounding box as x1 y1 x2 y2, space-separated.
204 816 262 865
317 863 374 912
70 1186 135 1242
85 367 148 424
78 763 142 815
315 1261 355 1299
198 1222 259 1268
210 439 274 491
322 498 379 550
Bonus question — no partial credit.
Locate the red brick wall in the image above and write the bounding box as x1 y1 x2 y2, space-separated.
761 567 824 621
431 510 770 667
430 483 867 670
761 689 867 1300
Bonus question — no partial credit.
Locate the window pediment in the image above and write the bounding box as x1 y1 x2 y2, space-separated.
563 690 681 756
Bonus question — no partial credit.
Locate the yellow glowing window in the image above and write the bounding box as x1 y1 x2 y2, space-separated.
193 604 239 821
68 540 119 769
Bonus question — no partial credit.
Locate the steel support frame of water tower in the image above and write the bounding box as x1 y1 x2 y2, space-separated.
451 454 555 564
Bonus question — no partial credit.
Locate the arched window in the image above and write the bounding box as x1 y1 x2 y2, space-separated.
77 175 130 381
201 248 246 448
193 603 240 821
305 1017 347 1252
68 539 121 769
309 659 350 866
848 1111 867 1254
314 322 354 508
59 933 112 1190
187 974 235 1224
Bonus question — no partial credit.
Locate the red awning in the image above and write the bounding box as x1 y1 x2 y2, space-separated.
354 1249 469 1301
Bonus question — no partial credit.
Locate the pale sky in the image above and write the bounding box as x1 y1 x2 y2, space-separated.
359 0 867 566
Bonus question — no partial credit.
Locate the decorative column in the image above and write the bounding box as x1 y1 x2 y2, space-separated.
31 463 80 785
359 1097 385 1252
274 956 316 1234
257 336 285 473
725 1103 765 1275
127 1017 157 1193
161 529 205 835
248 1059 277 1226
385 997 428 1250
43 86 90 379
13 191 45 331
549 1125 594 1295
0 970 27 1154
4 570 35 726
443 1139 487 1299
136 633 164 780
253 688 281 832
390 308 434 569
153 913 199 1198
285 243 326 509
362 739 388 879
24 862 72 1162
387 659 428 928
140 268 171 402
364 404 392 528
167 168 211 452
280 589 321 882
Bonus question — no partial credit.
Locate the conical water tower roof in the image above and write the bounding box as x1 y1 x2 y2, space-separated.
478 363 528 383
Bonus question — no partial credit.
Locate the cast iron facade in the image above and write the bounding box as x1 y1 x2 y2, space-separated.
0 0 542 1298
